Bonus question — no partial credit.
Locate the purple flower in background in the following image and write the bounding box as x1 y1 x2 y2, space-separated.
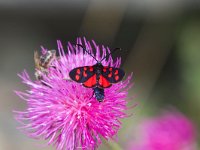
128 111 197 150
14 38 133 150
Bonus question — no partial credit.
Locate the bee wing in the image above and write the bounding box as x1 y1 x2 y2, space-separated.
34 51 41 69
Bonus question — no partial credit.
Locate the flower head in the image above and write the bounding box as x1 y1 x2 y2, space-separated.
15 38 133 150
128 110 197 150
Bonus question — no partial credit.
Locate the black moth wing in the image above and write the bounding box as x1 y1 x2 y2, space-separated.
69 66 95 83
102 66 125 83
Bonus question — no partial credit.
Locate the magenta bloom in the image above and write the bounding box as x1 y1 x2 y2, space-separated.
128 111 197 150
15 38 133 150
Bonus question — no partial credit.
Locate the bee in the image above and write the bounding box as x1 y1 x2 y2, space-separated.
34 50 56 80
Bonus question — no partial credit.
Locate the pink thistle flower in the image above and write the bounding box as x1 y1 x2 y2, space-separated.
14 38 133 150
128 110 197 150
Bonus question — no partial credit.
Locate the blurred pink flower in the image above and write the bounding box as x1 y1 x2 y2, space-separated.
128 111 197 150
14 38 133 150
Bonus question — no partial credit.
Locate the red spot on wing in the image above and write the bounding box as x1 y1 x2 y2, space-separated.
108 73 112 78
99 75 111 88
103 66 109 72
114 70 118 75
109 68 112 71
115 75 119 81
75 75 80 81
83 74 96 88
76 69 81 74
89 66 94 72
83 71 87 77
84 67 87 71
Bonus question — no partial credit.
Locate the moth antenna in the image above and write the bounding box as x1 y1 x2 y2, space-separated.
100 48 121 62
76 44 99 62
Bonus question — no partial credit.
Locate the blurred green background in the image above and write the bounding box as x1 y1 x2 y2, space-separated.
0 0 200 149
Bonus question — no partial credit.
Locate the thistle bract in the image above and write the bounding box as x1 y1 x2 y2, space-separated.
15 38 133 150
